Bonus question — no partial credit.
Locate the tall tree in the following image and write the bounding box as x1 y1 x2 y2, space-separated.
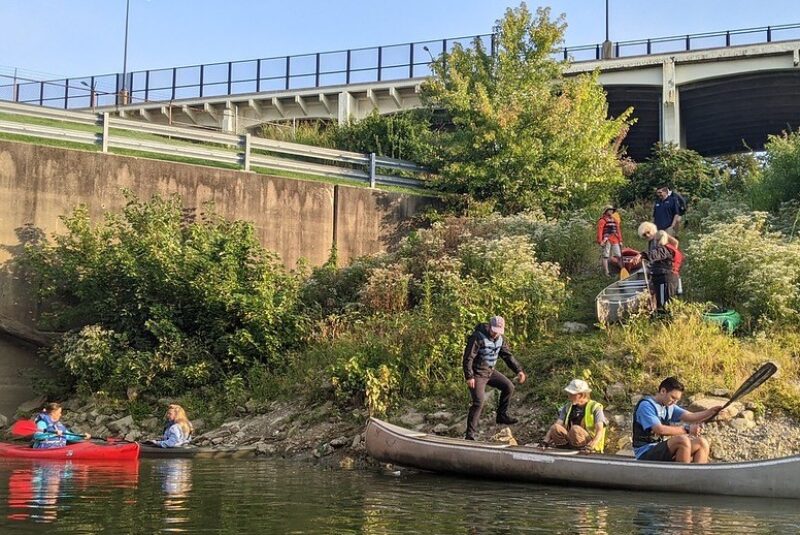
423 3 633 214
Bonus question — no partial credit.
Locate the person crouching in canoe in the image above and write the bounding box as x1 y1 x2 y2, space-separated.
542 379 607 452
633 377 721 463
146 404 193 448
33 402 90 449
463 316 527 441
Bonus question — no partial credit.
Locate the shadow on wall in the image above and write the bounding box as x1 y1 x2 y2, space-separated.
375 191 442 255
0 224 56 344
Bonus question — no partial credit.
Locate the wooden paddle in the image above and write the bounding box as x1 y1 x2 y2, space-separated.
10 419 127 443
705 362 778 423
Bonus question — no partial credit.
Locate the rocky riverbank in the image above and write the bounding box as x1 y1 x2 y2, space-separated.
3 388 799 466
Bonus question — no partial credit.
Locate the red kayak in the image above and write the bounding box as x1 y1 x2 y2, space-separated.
0 441 140 461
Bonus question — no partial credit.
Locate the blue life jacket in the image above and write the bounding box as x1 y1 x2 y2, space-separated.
476 331 504 368
632 397 674 448
33 412 68 449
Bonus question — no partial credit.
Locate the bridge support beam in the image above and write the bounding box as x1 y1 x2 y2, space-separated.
337 91 357 125
222 104 236 133
661 59 683 147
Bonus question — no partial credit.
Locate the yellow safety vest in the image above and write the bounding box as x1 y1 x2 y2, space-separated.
564 399 606 452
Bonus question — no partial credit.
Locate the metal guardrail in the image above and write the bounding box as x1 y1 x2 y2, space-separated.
0 101 429 189
1 23 799 110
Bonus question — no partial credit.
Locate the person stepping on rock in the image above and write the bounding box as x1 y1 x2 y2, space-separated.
462 316 526 440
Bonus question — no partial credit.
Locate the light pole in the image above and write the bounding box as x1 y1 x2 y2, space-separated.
119 0 131 104
81 80 98 108
601 0 614 59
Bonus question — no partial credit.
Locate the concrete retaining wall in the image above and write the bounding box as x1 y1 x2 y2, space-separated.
0 140 440 412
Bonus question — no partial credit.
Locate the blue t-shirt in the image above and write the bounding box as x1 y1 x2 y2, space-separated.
653 193 681 230
633 396 686 458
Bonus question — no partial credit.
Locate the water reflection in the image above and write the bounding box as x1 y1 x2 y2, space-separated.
4 460 139 525
0 459 798 534
360 471 800 535
155 459 193 532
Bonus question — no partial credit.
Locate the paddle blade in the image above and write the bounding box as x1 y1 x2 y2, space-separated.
708 362 778 423
728 362 778 404
620 267 630 280
10 420 37 437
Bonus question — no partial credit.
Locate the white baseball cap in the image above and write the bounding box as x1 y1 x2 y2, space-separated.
564 379 592 394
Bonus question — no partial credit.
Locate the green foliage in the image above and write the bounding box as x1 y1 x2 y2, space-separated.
317 214 568 414
686 213 800 328
750 130 800 211
333 110 438 165
421 3 631 214
23 193 306 397
709 152 763 196
611 301 800 417
617 143 719 206
259 121 336 148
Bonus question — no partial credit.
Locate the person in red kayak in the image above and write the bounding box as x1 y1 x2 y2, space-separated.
33 403 90 449
146 404 193 448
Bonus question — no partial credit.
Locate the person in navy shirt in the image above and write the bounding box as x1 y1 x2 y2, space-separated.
632 377 721 463
653 186 683 236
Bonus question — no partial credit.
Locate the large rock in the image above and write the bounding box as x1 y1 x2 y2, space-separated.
561 322 589 334
139 417 160 431
107 415 135 434
425 411 453 423
16 397 46 415
729 417 756 431
329 436 350 448
191 418 205 433
688 396 742 421
124 430 142 442
605 382 627 401
399 411 425 427
432 424 450 435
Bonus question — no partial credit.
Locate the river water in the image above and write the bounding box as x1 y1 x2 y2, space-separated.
0 458 797 534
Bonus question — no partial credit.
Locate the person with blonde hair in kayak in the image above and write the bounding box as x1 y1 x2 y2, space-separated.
33 402 90 449
542 379 607 452
146 404 193 448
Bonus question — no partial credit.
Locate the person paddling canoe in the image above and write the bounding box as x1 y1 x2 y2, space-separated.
33 402 90 449
633 377 721 463
463 316 526 441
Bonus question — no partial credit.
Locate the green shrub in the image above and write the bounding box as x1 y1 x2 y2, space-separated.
333 110 437 166
259 121 336 148
685 213 800 327
317 214 568 413
23 193 306 397
750 130 800 211
617 143 720 206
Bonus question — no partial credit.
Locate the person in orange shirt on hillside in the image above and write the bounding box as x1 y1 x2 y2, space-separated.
597 206 623 276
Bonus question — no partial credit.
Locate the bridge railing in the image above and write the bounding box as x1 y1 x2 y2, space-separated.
0 101 430 189
1 23 799 110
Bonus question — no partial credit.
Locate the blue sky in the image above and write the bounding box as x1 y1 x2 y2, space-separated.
1 0 798 80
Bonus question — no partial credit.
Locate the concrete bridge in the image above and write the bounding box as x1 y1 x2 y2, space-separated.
2 24 800 159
